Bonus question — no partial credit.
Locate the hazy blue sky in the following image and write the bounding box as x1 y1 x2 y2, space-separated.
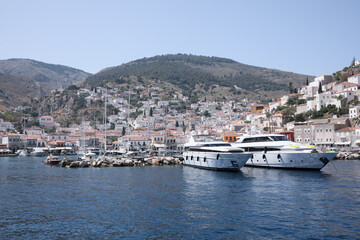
1 0 359 76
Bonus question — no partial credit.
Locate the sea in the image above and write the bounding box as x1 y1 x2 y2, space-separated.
0 156 359 239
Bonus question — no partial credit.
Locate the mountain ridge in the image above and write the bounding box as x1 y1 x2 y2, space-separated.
0 58 91 109
84 54 313 98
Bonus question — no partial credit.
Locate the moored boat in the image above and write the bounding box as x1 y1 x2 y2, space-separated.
183 134 252 171
0 149 18 157
30 147 48 157
232 133 337 170
43 155 62 165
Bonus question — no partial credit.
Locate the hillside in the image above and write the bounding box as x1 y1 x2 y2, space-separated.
85 54 313 100
0 73 40 110
0 58 90 87
333 61 360 82
0 58 91 109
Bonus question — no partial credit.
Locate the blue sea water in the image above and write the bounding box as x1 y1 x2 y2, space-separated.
0 157 359 239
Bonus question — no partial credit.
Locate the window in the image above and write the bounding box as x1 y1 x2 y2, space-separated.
269 136 290 141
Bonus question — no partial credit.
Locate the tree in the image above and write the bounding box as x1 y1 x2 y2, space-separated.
353 117 360 126
203 110 211 117
295 113 305 122
351 57 356 67
306 77 309 86
281 106 296 124
289 82 293 94
175 121 179 127
182 125 187 133
318 82 323 94
122 126 126 136
149 107 153 117
286 95 298 106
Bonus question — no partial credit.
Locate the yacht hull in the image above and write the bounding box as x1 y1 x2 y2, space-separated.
183 151 252 171
245 152 337 170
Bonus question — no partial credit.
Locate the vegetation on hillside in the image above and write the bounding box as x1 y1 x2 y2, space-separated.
333 57 360 81
85 54 310 96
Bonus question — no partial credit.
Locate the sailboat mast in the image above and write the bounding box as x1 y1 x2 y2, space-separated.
104 88 107 153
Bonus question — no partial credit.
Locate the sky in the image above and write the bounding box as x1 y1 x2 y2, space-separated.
1 0 359 76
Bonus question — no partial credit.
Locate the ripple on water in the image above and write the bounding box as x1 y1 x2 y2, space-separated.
0 158 360 239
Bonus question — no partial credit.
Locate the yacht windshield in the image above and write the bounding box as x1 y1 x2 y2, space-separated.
241 137 272 143
269 135 290 141
202 143 231 147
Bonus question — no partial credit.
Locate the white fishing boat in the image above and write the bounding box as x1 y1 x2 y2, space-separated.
232 133 337 170
183 133 252 171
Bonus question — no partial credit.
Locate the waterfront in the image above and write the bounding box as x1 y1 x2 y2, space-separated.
0 157 359 239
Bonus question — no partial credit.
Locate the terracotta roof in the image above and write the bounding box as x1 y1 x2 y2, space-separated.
222 130 239 136
336 127 354 132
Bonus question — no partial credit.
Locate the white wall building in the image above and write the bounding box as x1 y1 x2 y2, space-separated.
315 91 338 110
0 122 14 131
349 106 360 119
347 74 360 84
39 116 54 128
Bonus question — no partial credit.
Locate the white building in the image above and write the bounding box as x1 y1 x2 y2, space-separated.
307 86 319 98
349 106 360 119
347 74 360 84
269 102 280 113
0 122 14 131
309 75 333 88
39 116 54 128
315 92 336 110
296 104 308 114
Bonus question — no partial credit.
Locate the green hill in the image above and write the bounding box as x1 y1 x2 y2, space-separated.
85 54 312 97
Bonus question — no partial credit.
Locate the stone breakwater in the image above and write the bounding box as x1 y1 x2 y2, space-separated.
61 156 183 168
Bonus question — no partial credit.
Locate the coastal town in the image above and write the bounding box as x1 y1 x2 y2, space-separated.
1 59 360 158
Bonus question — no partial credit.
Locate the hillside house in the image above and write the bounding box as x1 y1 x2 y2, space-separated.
349 106 360 119
347 74 360 84
39 116 54 128
0 121 14 131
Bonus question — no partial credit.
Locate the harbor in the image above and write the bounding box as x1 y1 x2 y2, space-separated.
1 156 359 239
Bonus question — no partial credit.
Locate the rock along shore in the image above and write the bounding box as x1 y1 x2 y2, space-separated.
61 156 183 168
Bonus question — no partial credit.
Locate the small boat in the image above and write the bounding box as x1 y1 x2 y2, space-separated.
43 155 62 165
30 147 47 157
16 149 28 157
0 149 18 157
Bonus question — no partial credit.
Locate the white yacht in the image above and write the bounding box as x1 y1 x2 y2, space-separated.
232 134 337 170
183 134 252 171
